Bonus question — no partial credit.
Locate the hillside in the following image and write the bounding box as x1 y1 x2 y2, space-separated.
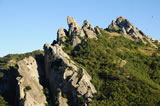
0 16 160 106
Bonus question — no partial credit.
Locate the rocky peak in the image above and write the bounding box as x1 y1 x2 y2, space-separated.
82 20 97 39
108 16 140 36
67 16 81 30
56 16 100 48
116 16 132 29
57 27 68 43
82 20 95 32
67 16 85 37
107 16 158 48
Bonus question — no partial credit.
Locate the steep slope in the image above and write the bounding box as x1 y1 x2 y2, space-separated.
43 16 101 106
49 16 160 105
68 31 160 105
0 16 160 106
44 43 97 106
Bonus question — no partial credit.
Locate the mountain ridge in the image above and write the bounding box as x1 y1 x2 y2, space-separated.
0 16 160 106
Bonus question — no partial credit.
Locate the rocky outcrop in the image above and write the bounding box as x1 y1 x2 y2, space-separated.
82 20 97 39
71 36 81 47
57 28 68 43
67 16 85 38
56 16 101 48
107 16 157 48
95 26 101 35
17 56 47 106
44 43 97 106
108 16 145 39
57 91 68 106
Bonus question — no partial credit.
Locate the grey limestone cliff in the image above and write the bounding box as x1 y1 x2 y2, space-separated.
44 43 97 106
17 56 47 106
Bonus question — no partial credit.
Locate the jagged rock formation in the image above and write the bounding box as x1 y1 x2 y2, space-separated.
1 16 160 106
44 43 97 106
95 26 101 35
67 16 85 38
82 20 97 39
17 56 47 106
71 36 81 48
57 28 68 43
56 16 101 48
107 16 157 48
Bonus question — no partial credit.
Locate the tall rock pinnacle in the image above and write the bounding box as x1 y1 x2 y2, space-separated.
82 20 97 39
67 16 85 37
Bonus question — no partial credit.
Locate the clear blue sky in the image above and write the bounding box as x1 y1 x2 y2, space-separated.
0 0 160 57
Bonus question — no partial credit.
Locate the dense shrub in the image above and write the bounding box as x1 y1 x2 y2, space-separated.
63 30 160 105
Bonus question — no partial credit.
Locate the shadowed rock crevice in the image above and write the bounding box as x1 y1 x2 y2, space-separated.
0 66 20 106
35 54 53 105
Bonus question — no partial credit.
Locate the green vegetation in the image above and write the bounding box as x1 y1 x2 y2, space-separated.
0 50 44 70
24 86 31 92
0 96 10 106
43 88 52 106
77 68 83 80
63 30 160 105
0 72 4 78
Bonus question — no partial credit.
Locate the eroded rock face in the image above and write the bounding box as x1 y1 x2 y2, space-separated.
107 16 157 48
57 28 68 43
108 16 144 39
71 36 81 47
44 43 97 106
17 56 47 106
67 16 85 38
82 20 97 39
95 26 101 35
56 16 101 48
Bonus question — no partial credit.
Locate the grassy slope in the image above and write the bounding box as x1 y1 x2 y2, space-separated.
64 30 160 105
